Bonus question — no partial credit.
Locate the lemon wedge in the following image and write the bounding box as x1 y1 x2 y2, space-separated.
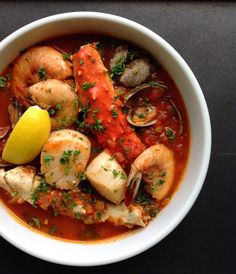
2 106 51 164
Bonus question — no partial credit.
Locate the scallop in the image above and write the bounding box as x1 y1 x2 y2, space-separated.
41 129 91 190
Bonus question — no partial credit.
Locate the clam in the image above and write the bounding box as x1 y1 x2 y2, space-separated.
125 83 164 127
127 105 157 127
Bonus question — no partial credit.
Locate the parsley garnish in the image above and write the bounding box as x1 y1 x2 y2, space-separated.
38 67 46 79
165 127 176 140
43 153 54 165
28 217 41 229
92 146 102 153
110 58 126 80
97 212 102 220
91 119 104 131
157 178 165 186
137 113 146 119
60 150 73 165
62 53 71 61
49 225 57 235
82 81 96 91
111 106 118 117
112 169 119 178
79 59 84 65
0 77 7 88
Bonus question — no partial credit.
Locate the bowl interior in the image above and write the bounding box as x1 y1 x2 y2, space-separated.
0 12 211 266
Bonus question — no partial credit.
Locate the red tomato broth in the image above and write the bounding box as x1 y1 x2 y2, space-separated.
0 34 190 241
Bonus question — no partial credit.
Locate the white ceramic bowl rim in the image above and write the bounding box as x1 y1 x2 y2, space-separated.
0 12 211 266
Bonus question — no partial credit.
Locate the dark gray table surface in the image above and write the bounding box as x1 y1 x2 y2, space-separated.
0 1 235 273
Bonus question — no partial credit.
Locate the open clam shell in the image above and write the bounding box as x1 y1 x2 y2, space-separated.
125 83 164 127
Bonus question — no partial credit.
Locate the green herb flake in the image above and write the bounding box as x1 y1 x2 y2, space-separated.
49 225 57 235
49 108 56 116
56 103 62 110
43 153 54 165
137 113 146 119
53 210 59 217
110 61 126 80
120 172 127 180
92 146 102 153
150 208 158 218
92 119 104 131
0 77 7 88
60 150 73 165
77 172 87 181
82 81 96 91
29 217 41 229
62 53 71 61
97 212 102 220
64 166 71 175
111 106 118 117
79 59 84 65
157 178 165 186
165 127 176 140
38 67 46 79
112 169 119 178
160 170 166 177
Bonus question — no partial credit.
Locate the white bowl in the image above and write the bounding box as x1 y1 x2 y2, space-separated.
0 12 211 266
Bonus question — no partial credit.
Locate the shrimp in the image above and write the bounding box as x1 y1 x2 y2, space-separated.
0 166 150 227
12 46 73 104
28 79 79 130
125 144 175 205
41 129 91 190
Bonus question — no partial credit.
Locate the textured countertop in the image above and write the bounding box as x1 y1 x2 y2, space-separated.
0 1 235 273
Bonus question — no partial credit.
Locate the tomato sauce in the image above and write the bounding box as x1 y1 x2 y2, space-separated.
0 34 190 241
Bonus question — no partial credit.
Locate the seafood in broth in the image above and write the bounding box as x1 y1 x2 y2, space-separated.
0 34 190 241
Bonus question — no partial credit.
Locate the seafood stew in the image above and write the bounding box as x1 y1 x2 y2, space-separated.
0 34 190 242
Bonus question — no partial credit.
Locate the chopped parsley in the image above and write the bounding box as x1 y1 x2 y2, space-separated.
97 212 102 220
49 108 56 116
135 189 151 205
38 67 46 79
60 150 73 165
79 59 84 65
91 119 104 131
62 53 71 61
157 178 165 186
82 81 96 91
28 217 41 229
112 169 119 178
53 210 59 217
0 77 7 88
77 172 87 181
160 170 166 177
110 57 126 79
49 225 57 235
165 127 176 140
92 146 102 153
137 113 146 119
56 103 62 110
111 106 118 117
31 178 50 206
43 153 54 165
